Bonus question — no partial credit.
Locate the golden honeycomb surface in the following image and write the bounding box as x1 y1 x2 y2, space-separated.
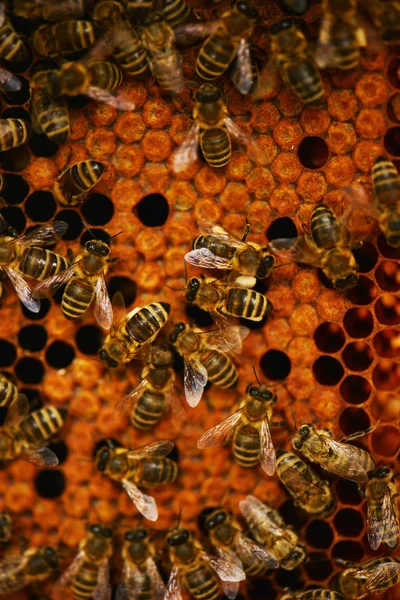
0 0 399 599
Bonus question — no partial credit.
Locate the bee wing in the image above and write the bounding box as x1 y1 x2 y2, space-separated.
279 465 326 496
117 562 145 600
172 123 200 173
173 20 220 45
183 355 208 407
234 38 253 95
235 531 279 569
269 236 322 266
4 393 29 427
165 566 183 600
0 67 22 93
203 552 246 583
239 495 286 538
56 550 86 587
353 562 400 597
185 248 233 270
253 58 280 99
116 377 149 414
215 548 242 599
122 479 158 521
320 437 374 482
258 418 276 476
85 86 135 112
93 560 111 600
197 409 243 449
126 440 174 459
224 117 265 165
110 291 128 336
197 219 251 247
0 555 27 586
150 54 184 95
199 324 249 354
5 267 40 313
147 556 166 600
367 492 386 550
94 274 113 330
25 447 59 467
33 262 78 298
315 16 338 69
16 221 68 247
213 312 250 355
381 487 400 549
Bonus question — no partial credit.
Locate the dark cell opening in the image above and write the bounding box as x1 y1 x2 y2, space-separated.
298 136 329 169
22 298 51 321
267 217 298 241
67 95 90 109
0 144 30 172
108 276 137 307
377 233 400 259
375 261 400 291
34 469 65 499
75 325 103 355
55 210 83 240
260 349 291 380
53 286 65 306
372 361 400 390
339 406 370 437
371 425 400 457
275 567 303 589
336 479 363 505
18 324 48 352
45 341 75 369
384 126 400 156
168 445 179 463
387 57 400 89
279 499 309 530
185 304 214 327
280 0 310 15
1 107 30 120
387 93 400 123
248 578 276 600
15 357 44 384
80 228 110 246
1 206 26 233
346 276 378 305
334 508 364 537
332 540 364 562
29 133 59 157
1 173 29 205
25 191 57 222
342 341 373 371
343 308 374 338
306 520 334 549
20 387 42 411
82 194 114 226
0 340 16 367
314 322 345 353
134 193 169 227
373 329 400 358
375 295 400 325
0 75 31 105
340 375 371 405
313 356 344 386
47 440 68 465
352 242 378 273
304 553 333 582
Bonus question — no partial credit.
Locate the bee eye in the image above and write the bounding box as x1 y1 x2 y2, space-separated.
103 528 112 537
91 524 101 533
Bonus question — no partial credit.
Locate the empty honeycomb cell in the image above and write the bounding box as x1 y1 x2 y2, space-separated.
249 579 276 600
29 133 59 158
15 357 44 384
339 406 370 437
343 308 374 338
314 322 345 353
373 329 400 358
133 193 170 228
81 194 114 226
306 520 334 549
1 173 29 205
384 126 400 156
332 540 364 562
387 57 400 89
18 324 47 352
372 361 400 390
0 339 16 367
375 260 400 291
185 304 214 328
260 349 291 381
45 341 75 369
340 374 371 405
107 276 137 307
21 298 51 321
55 210 83 241
22 387 42 411
25 191 57 222
297 136 329 169
267 216 297 241
304 553 333 582
333 508 364 537
374 295 400 325
377 233 400 259
387 92 400 123
313 356 344 386
346 276 378 305
371 391 400 422
1 205 26 233
275 568 303 590
371 425 400 457
336 479 363 506
352 242 379 273
34 470 65 499
342 341 374 371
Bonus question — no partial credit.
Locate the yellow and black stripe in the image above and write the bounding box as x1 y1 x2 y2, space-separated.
200 349 238 388
196 32 236 81
18 406 67 450
135 457 178 486
161 0 192 28
0 20 28 62
55 160 105 206
223 287 270 321
62 279 95 321
88 60 123 90
286 59 323 104
200 128 231 168
0 119 30 151
126 302 171 344
232 425 259 468
372 156 400 207
310 203 341 249
183 562 220 600
71 561 101 600
132 391 166 430
18 248 68 281
0 375 17 408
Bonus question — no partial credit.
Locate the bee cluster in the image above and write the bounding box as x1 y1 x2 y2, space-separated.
0 0 399 599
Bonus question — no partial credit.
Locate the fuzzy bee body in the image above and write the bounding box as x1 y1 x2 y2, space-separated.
0 547 59 595
0 19 29 63
53 161 105 206
0 374 18 408
334 557 400 600
18 247 68 281
32 20 96 57
371 156 400 247
31 69 70 145
0 119 30 151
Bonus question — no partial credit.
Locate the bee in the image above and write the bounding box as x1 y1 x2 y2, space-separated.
172 84 265 172
31 66 71 145
0 118 31 151
370 156 400 247
202 506 278 593
95 439 178 521
32 19 96 57
365 465 399 550
0 17 29 64
124 0 155 24
165 526 245 600
12 0 85 20
0 65 22 96
198 383 281 475
169 322 241 408
334 557 400 600
0 215 68 312
315 0 366 70
281 590 345 600
160 0 196 29
0 512 12 543
291 423 375 483
0 373 18 408
276 450 336 517
34 236 114 330
99 292 171 369
52 160 106 207
55 523 113 600
239 495 306 570
363 1 400 46
116 527 166 600
0 546 59 595
269 203 360 291
185 220 275 289
0 394 67 467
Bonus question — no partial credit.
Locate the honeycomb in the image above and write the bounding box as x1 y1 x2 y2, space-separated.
0 0 399 598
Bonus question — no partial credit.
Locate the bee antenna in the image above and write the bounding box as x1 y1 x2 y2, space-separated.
166 284 184 292
291 406 297 430
81 219 96 239
177 508 183 528
109 230 123 241
252 365 262 386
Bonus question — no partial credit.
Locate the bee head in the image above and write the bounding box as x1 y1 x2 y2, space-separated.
197 84 222 104
204 508 227 531
125 528 148 542
334 272 358 291
42 547 59 570
95 447 112 472
169 322 186 344
256 252 275 279
270 17 295 35
98 347 119 369
89 523 113 538
372 466 392 479
235 0 258 20
281 545 306 570
150 344 175 367
167 528 189 547
85 239 110 257
292 423 312 450
246 384 275 403
184 278 201 302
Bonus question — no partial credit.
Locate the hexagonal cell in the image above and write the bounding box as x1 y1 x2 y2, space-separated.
372 361 400 390
352 242 378 274
82 194 115 226
387 57 400 89
387 92 400 123
384 126 400 156
335 479 363 506
47 440 69 465
1 205 26 233
340 375 371 405
55 210 84 241
15 357 44 384
333 508 364 538
134 193 169 227
313 356 344 386
34 469 65 499
306 519 334 549
371 425 400 457
298 137 329 169
18 324 48 352
45 341 75 369
108 276 137 307
25 191 57 223
0 340 17 367
21 298 51 321
339 407 370 437
374 294 400 326
332 540 364 562
346 276 378 306
260 350 291 381
343 308 374 339
342 342 373 372
75 325 103 355
267 217 298 241
1 173 29 205
373 329 400 358
29 133 59 157
375 261 400 291
303 552 333 582
314 322 346 353
377 233 400 259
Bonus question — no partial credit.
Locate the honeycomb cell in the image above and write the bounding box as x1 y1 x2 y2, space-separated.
34 470 65 499
377 233 400 259
332 540 364 562
260 349 291 381
333 508 364 537
336 479 363 506
384 126 400 156
313 356 344 386
314 322 345 353
25 191 57 223
18 324 47 352
55 210 84 241
375 295 400 325
1 205 26 233
45 341 75 369
343 308 374 339
387 92 400 123
82 194 114 226
267 217 297 241
372 361 400 390
47 440 68 465
373 329 400 359
21 298 51 321
0 340 16 367
387 57 400 89
304 553 333 582
346 276 378 306
134 193 169 227
340 375 371 405
1 173 29 205
297 136 329 169
75 325 103 355
342 341 374 371
375 261 400 291
15 357 44 384
371 425 400 457
339 406 370 437
352 242 378 273
29 133 59 158
305 520 334 549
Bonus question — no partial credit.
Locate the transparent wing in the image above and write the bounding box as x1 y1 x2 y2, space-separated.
122 479 158 521
174 20 220 45
165 566 182 600
320 436 374 482
215 548 241 599
16 221 68 247
224 118 265 164
147 556 166 600
126 440 174 459
56 550 86 587
0 555 27 586
110 291 128 336
213 312 250 355
5 267 40 313
197 219 251 247
367 493 385 550
172 123 200 173
235 38 253 95
197 409 243 449
0 66 22 93
269 236 322 266
239 495 286 539
116 377 148 414
150 54 184 95
33 262 78 298
354 561 400 596
93 560 111 600
185 248 233 270
315 16 338 69
203 553 245 583
4 394 29 427
279 465 325 497
118 562 144 600
94 274 113 330
235 532 279 569
198 325 249 354
25 447 59 467
85 86 135 111
258 418 276 476
381 488 400 549
183 356 208 408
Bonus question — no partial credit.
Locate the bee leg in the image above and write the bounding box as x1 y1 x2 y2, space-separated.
339 424 375 443
241 222 251 242
334 558 355 568
357 483 366 499
67 248 74 265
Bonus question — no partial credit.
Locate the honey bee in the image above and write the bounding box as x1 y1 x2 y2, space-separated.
334 557 400 600
0 118 30 151
276 450 336 517
363 1 400 46
160 0 196 29
239 495 306 570
202 506 278 594
172 84 265 172
54 523 113 600
169 322 242 408
0 65 22 95
99 292 171 369
32 19 96 57
0 394 67 467
0 215 68 312
34 236 114 330
0 17 29 63
31 66 70 145
164 526 245 600
12 0 86 20
185 220 275 289
315 0 366 70
365 465 399 550
124 0 155 24
0 546 59 595
281 589 345 600
95 439 178 521
52 160 106 206
116 527 166 600
198 383 281 475
370 156 400 247
291 423 375 483
0 373 18 408
0 512 12 543
269 203 360 290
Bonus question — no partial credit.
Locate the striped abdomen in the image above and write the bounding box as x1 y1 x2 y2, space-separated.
372 157 400 207
62 278 95 320
115 30 148 76
286 59 323 104
237 543 268 577
135 457 178 487
193 234 235 259
222 287 270 321
17 406 67 452
18 247 68 281
162 0 192 27
0 376 17 408
0 21 28 62
32 76 70 144
56 161 105 206
196 32 236 80
88 60 123 90
200 349 237 389
0 119 30 151
54 20 95 54
71 561 101 600
200 128 231 168
126 303 170 344
131 391 167 430
232 425 259 468
183 561 220 600
330 23 360 70
310 204 341 249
